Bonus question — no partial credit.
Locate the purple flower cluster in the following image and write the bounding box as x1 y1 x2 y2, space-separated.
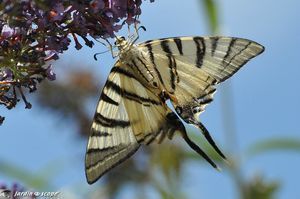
0 0 154 124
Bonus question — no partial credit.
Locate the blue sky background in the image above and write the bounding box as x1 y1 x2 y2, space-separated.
1 0 300 198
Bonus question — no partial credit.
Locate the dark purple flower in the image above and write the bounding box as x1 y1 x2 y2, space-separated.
45 65 56 81
49 3 66 22
45 51 59 61
46 36 71 53
90 0 105 13
105 10 114 18
110 0 128 18
0 68 13 81
1 24 14 38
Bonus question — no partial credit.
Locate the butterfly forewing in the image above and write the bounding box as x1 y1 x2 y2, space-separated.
85 65 139 184
85 61 185 184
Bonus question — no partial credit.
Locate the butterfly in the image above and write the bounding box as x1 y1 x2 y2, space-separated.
85 35 264 184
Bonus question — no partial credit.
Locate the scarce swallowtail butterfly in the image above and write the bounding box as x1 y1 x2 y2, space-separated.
85 35 264 184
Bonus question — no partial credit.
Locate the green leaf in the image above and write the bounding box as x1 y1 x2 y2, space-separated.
202 0 219 34
246 137 300 157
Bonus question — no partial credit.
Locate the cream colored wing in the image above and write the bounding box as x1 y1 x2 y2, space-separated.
140 36 264 85
138 36 264 160
85 61 186 184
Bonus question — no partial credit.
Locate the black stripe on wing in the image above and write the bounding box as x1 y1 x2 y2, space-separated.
145 43 166 87
218 38 264 82
211 37 219 56
136 131 160 145
111 67 137 80
173 38 183 55
160 40 172 54
90 128 112 137
223 38 237 63
130 59 149 83
133 57 154 83
105 80 161 105
193 37 206 68
94 112 130 128
235 44 264 67
101 92 119 106
85 144 140 181
225 41 251 68
160 40 177 90
86 146 116 155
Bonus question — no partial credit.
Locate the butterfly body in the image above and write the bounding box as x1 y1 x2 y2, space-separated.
85 36 264 184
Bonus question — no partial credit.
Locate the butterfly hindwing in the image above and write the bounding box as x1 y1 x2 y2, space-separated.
85 61 185 184
85 64 139 184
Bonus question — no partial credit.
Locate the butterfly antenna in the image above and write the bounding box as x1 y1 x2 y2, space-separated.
93 50 111 61
138 25 146 32
192 119 227 160
130 25 147 45
180 129 221 171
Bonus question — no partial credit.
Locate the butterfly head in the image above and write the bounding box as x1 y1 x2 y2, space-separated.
113 36 137 60
114 36 129 50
